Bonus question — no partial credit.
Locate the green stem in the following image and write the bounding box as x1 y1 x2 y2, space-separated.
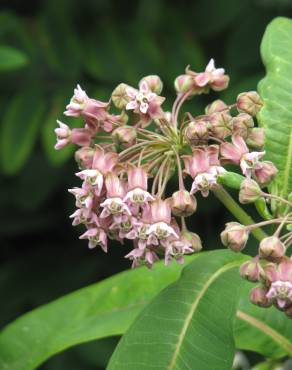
212 186 267 241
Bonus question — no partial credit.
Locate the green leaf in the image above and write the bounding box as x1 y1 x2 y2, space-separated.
0 92 45 175
192 0 248 37
235 281 292 359
0 255 197 370
0 45 28 71
108 250 247 370
258 17 292 199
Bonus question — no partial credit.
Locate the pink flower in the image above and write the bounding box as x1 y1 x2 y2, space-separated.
65 84 109 122
183 145 225 197
54 121 71 150
75 169 104 196
164 235 194 265
265 258 292 309
147 200 179 246
91 145 118 174
220 135 249 164
124 166 154 211
240 151 265 177
109 214 138 239
79 226 108 252
68 187 94 210
190 172 218 197
252 161 278 186
71 128 92 147
70 208 98 226
220 135 264 176
195 59 229 91
125 247 159 268
125 81 165 125
183 145 221 178
100 173 131 221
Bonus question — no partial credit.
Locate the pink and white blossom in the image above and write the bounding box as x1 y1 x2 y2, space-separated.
65 85 109 123
54 120 71 150
124 166 154 212
194 59 229 91
183 146 225 196
125 81 165 125
76 169 104 196
79 226 108 252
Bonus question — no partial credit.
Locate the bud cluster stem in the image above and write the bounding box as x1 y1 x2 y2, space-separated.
212 186 267 241
262 193 292 208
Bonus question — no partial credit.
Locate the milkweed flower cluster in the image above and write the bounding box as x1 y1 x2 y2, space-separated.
221 175 292 317
54 58 290 294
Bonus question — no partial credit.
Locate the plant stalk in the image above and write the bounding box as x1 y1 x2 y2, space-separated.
212 186 267 241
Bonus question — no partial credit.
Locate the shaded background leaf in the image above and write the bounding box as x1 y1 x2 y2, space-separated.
0 91 45 175
0 45 28 71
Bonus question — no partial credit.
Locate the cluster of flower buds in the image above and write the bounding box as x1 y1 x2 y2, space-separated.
55 58 287 278
221 206 292 316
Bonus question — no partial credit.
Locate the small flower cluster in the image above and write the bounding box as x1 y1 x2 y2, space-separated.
55 58 286 280
221 198 292 317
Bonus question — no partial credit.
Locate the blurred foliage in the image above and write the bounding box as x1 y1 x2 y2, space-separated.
0 0 292 369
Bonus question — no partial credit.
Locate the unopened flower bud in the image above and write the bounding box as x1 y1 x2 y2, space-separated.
232 113 254 138
75 146 95 169
239 178 262 204
250 286 272 307
210 111 232 139
221 222 249 252
139 75 163 95
111 83 131 109
240 258 263 282
174 74 193 93
171 190 197 217
253 161 278 187
259 236 286 260
205 99 228 115
246 128 265 149
236 91 263 116
185 119 209 146
181 229 202 252
211 74 230 91
112 125 137 149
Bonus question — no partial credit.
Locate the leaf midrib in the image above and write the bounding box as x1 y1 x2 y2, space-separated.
167 260 241 370
236 310 292 356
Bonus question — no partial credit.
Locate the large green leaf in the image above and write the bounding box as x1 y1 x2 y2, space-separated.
0 255 197 370
258 17 292 199
108 250 247 370
0 92 45 175
235 281 292 359
0 45 28 71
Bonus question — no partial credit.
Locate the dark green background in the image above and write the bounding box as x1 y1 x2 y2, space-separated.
1 0 292 369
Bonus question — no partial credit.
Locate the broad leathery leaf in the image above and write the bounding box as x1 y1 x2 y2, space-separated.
0 255 197 370
257 17 292 199
108 250 247 370
0 92 45 175
0 45 28 71
234 281 292 359
42 92 83 167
